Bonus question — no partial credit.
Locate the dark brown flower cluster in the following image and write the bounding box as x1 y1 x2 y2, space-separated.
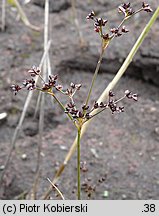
142 2 153 13
86 10 110 39
11 78 36 95
86 2 152 40
11 66 59 95
28 65 40 77
108 90 138 114
81 174 107 198
86 9 130 39
124 89 138 101
110 25 129 37
65 89 138 121
42 75 58 90
118 2 135 17
91 90 137 115
118 2 152 17
65 101 90 120
11 67 138 122
10 84 22 95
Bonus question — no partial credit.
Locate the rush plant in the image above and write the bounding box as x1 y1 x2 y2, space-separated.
11 2 153 200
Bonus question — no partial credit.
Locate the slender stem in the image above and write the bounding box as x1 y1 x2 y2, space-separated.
39 74 45 83
48 92 73 121
47 91 78 128
114 95 126 103
118 18 126 29
85 47 105 107
133 8 143 16
84 107 107 123
37 89 78 128
77 127 81 200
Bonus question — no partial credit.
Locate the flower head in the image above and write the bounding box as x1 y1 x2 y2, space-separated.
28 65 40 77
10 84 22 95
118 3 135 17
142 2 153 12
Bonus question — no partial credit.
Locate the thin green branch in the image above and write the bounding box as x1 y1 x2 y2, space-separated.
85 48 105 107
77 127 81 200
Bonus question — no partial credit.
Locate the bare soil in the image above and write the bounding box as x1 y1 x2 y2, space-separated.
0 1 159 200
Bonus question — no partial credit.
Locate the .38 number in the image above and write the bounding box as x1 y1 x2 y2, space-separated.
143 204 155 212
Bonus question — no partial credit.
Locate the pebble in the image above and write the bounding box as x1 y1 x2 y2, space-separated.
90 148 99 158
122 194 127 199
149 107 157 113
60 145 67 151
21 154 27 160
99 141 103 146
151 156 156 161
40 152 45 157
0 112 7 124
103 190 109 198
138 152 143 156
155 127 159 135
0 165 5 170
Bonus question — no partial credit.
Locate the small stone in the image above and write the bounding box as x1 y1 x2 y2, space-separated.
155 127 159 135
149 107 157 113
21 154 27 160
0 112 7 124
0 165 5 170
151 156 156 161
103 190 109 198
40 152 45 157
138 152 143 156
60 145 67 150
122 194 127 199
24 0 31 4
90 148 99 158
99 142 103 146
112 155 116 159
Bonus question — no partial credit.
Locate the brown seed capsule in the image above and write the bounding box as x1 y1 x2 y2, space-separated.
102 33 110 40
75 84 82 90
142 2 153 12
70 82 75 88
94 101 99 109
55 84 63 91
28 66 40 77
10 84 22 95
121 26 129 33
109 90 115 97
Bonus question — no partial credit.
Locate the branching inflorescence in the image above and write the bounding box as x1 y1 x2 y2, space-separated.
11 65 138 124
11 1 152 126
86 2 152 49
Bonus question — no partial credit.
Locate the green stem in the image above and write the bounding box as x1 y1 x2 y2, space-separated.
47 91 75 123
77 127 81 200
85 48 105 107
